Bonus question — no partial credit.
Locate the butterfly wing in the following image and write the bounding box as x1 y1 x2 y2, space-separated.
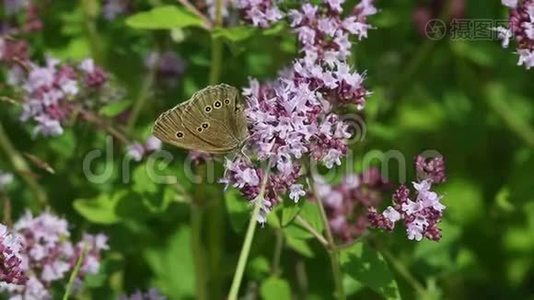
192 84 249 143
231 90 249 142
152 101 231 153
153 84 249 154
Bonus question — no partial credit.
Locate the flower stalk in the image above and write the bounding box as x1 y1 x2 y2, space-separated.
63 243 88 300
228 160 272 300
309 176 345 300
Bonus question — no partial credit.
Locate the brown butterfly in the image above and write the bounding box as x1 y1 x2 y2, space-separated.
153 84 249 154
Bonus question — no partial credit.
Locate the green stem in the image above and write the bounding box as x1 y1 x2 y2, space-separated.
208 0 224 85
205 0 225 297
271 230 284 276
295 215 329 247
81 0 104 63
0 193 12 226
0 123 47 207
228 201 261 300
63 244 88 300
228 161 272 300
177 0 213 30
308 176 345 300
80 108 131 145
127 58 158 133
486 87 534 148
381 248 426 295
191 202 208 300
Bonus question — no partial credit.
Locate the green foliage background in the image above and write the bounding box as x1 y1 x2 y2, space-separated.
1 0 534 299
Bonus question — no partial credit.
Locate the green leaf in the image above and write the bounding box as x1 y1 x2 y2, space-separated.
451 41 497 67
145 227 195 299
298 201 324 233
247 256 271 280
282 201 323 240
267 205 282 228
132 166 158 195
441 178 483 225
340 243 401 300
126 6 204 30
283 223 313 240
50 37 91 60
260 277 292 300
344 275 364 297
49 131 76 158
99 100 132 117
285 236 314 258
281 198 303 227
486 84 534 147
262 22 286 35
213 26 256 42
413 221 462 271
225 189 250 232
73 191 126 224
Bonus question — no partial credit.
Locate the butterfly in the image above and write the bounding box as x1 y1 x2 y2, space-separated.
153 84 249 154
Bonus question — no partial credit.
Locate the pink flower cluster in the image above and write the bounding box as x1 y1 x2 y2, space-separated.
368 155 447 241
496 0 534 69
0 38 29 65
1 1 42 33
119 288 167 300
0 211 108 299
0 224 26 285
235 0 284 28
126 136 163 162
145 51 187 88
316 167 388 242
4 57 109 137
222 0 376 223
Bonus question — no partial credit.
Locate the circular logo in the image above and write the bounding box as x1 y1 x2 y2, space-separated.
425 19 447 40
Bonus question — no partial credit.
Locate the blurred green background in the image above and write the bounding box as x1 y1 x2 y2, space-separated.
1 0 534 299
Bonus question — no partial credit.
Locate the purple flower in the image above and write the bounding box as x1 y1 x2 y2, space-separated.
236 0 284 28
145 51 186 87
369 155 447 241
222 0 376 223
188 150 214 166
8 56 111 138
125 136 163 161
289 184 305 202
119 288 166 300
33 115 64 137
80 58 108 88
496 0 534 69
0 210 108 298
0 38 29 64
76 233 109 275
318 168 387 241
383 206 401 223
146 52 186 75
0 224 26 285
126 143 145 162
205 0 233 22
145 136 162 152
415 155 446 184
3 0 29 16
